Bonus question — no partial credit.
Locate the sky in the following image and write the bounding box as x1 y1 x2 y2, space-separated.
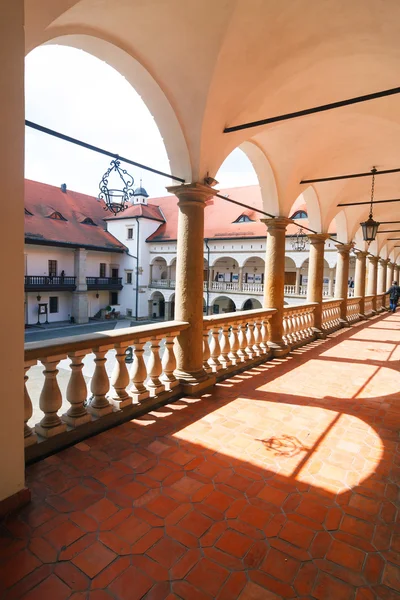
25 45 258 199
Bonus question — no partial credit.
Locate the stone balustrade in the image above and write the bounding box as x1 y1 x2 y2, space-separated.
282 303 316 347
202 308 276 376
24 320 189 459
364 295 374 317
346 297 361 323
375 293 386 312
321 299 342 333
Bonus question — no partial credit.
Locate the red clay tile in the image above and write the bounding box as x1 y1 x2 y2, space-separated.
72 541 116 578
279 520 314 549
383 563 400 592
54 561 90 590
179 510 212 537
145 495 178 518
109 565 153 600
147 536 185 568
0 549 41 590
22 574 71 600
262 547 300 583
29 536 58 563
326 538 366 571
257 485 288 506
216 529 253 558
44 520 84 551
88 498 118 522
114 514 150 544
313 571 354 600
187 557 229 596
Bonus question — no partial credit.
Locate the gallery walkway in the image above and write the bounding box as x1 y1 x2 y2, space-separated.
1 312 399 599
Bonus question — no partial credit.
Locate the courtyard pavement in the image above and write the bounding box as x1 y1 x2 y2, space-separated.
2 312 400 599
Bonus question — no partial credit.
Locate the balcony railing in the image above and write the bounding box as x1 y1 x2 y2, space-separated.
24 275 76 291
86 277 123 290
283 303 317 347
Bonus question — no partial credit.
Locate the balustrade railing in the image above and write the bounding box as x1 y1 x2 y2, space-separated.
375 293 386 312
346 296 361 323
364 295 374 317
283 284 296 295
24 321 189 454
202 308 276 375
282 303 316 347
322 299 342 333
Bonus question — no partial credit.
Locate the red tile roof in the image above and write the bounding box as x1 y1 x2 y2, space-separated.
24 180 126 252
104 203 165 222
144 185 336 242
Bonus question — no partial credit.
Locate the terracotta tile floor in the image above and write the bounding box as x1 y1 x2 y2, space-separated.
1 312 400 599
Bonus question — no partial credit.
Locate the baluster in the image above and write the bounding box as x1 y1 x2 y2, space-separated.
237 323 247 362
35 355 67 437
88 346 113 416
110 344 132 409
63 351 92 425
282 314 288 345
24 360 37 446
209 327 222 371
146 338 165 396
253 320 262 356
246 321 255 359
129 342 150 402
219 324 232 369
259 319 268 354
161 334 179 389
202 327 212 373
228 322 240 364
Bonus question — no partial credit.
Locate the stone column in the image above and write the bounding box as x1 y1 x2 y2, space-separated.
239 267 244 291
164 301 172 321
367 256 378 312
72 248 89 324
0 0 28 512
167 183 216 392
377 259 388 294
149 264 153 284
334 243 353 325
307 233 330 336
355 251 368 317
387 262 394 287
395 264 400 283
167 265 172 283
262 217 291 356
294 268 301 294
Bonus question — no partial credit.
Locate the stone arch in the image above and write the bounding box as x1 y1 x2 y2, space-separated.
35 32 192 181
149 290 165 319
151 257 168 281
211 296 236 314
242 298 262 310
299 186 322 233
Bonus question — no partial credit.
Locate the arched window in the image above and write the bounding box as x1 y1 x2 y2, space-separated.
290 210 307 219
81 217 98 226
47 211 67 221
233 214 254 223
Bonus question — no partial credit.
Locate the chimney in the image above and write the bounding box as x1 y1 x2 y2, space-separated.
61 183 67 193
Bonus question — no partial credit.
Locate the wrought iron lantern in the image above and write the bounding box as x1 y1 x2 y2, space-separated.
290 227 308 252
360 167 380 244
98 159 134 215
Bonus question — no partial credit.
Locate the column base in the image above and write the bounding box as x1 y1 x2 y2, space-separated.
35 422 67 438
268 341 291 357
62 412 92 427
147 384 166 398
24 433 38 447
0 487 31 519
312 327 327 339
87 403 114 418
178 373 217 395
339 318 350 328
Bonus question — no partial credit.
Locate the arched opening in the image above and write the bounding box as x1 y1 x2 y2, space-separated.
149 291 165 319
284 256 297 289
242 257 265 288
210 257 240 289
211 296 236 315
151 257 168 284
242 298 262 311
300 258 334 297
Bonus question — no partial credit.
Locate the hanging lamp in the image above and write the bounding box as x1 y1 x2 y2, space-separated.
360 167 380 243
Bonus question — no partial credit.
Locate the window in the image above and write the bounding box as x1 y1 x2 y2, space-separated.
127 228 133 239
127 309 133 317
233 214 254 223
48 211 67 221
126 272 133 284
48 260 57 276
81 217 97 226
99 263 106 278
49 297 58 313
110 291 118 305
290 210 307 219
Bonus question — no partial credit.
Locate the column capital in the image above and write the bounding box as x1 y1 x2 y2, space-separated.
367 255 379 264
308 233 330 245
335 242 354 255
261 216 292 231
379 258 389 266
355 250 368 259
167 182 217 206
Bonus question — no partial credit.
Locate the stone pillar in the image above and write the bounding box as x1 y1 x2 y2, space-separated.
395 264 400 283
387 262 394 287
334 243 353 325
262 217 291 356
328 268 335 297
239 267 244 291
167 265 172 282
0 0 28 513
367 256 378 312
72 248 89 324
307 234 330 336
355 251 368 317
295 268 301 294
164 301 172 321
149 264 153 284
168 183 216 392
377 259 388 294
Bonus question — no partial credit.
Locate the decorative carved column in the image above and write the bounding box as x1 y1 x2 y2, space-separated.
167 183 216 392
261 217 291 356
367 256 378 312
307 233 330 336
377 259 388 294
355 251 368 317
334 243 353 325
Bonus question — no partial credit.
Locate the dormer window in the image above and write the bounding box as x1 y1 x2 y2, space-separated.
233 214 254 223
81 217 97 226
290 210 307 219
48 211 67 221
